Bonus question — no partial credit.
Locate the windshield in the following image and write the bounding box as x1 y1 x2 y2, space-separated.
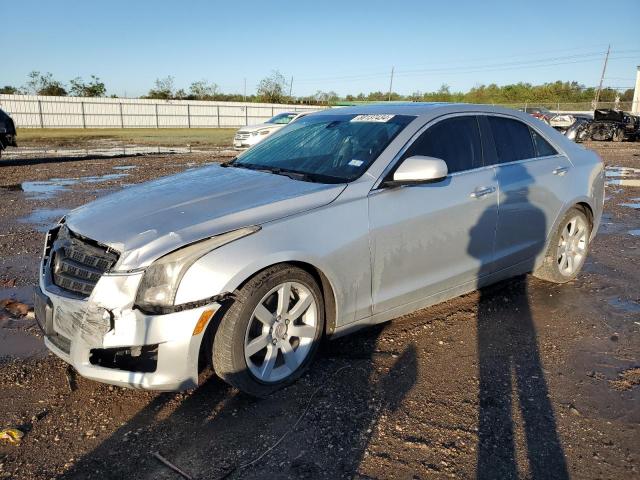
233 113 414 183
266 113 298 124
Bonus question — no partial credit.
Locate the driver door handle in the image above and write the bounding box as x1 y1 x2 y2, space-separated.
470 186 496 199
553 166 569 176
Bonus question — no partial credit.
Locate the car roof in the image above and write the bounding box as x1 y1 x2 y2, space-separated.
312 102 535 119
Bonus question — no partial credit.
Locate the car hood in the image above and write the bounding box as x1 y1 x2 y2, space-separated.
237 123 283 133
65 164 346 270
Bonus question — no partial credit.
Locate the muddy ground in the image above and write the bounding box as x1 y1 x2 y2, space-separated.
0 143 638 479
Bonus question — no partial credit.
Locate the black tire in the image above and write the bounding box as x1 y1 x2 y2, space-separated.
213 264 324 397
533 207 591 284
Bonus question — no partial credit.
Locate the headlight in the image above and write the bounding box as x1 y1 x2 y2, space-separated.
135 226 260 312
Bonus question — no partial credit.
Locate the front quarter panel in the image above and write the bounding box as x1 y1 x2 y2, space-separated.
176 185 372 328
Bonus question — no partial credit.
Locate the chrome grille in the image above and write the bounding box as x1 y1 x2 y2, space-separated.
50 226 118 297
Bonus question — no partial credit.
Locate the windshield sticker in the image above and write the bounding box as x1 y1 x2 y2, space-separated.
348 159 364 167
350 114 395 123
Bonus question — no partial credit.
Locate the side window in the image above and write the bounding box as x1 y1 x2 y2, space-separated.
487 116 535 163
404 116 483 173
530 128 558 157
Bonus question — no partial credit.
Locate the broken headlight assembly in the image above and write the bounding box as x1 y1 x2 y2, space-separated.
134 226 260 314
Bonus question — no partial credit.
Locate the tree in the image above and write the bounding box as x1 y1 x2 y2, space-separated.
257 70 288 103
189 79 219 100
25 71 67 96
0 86 20 94
145 76 176 99
313 90 339 104
69 75 106 97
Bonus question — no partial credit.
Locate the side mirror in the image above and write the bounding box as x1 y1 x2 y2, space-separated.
384 156 448 187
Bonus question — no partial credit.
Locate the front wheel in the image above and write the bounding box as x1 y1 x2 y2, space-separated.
213 265 324 397
533 207 591 283
612 127 625 142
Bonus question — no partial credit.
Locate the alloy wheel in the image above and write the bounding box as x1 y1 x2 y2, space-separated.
244 281 318 383
556 215 588 276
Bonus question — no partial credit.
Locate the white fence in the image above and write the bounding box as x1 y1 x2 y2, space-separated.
0 94 323 129
2 94 638 129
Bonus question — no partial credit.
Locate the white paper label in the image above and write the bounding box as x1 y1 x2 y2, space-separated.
348 159 364 167
350 114 395 123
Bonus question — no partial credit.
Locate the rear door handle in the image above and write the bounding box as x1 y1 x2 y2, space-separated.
470 186 496 198
553 166 569 176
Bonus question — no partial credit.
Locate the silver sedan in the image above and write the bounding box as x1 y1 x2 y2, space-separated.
35 104 604 396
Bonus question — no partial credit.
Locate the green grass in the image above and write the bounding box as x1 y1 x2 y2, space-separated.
16 128 237 148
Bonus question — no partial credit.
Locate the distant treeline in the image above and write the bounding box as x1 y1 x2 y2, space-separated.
0 71 633 106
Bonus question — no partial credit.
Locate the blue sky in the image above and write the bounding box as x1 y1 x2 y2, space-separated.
4 0 639 97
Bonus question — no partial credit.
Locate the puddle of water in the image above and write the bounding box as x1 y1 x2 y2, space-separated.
608 297 640 314
0 286 35 304
81 173 128 183
0 286 46 361
113 165 137 171
22 178 78 200
605 167 640 178
20 173 129 200
607 179 640 187
619 202 640 209
18 208 68 232
0 330 46 362
3 145 197 160
629 230 640 236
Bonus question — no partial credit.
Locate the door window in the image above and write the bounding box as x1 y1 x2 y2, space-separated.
487 116 535 163
530 128 558 157
403 116 483 173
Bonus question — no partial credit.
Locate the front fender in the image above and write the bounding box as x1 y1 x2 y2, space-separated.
174 197 372 328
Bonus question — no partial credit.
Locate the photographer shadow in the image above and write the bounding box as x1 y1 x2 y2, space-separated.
468 163 569 479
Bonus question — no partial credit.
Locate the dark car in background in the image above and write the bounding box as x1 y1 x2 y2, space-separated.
0 108 17 157
566 109 640 143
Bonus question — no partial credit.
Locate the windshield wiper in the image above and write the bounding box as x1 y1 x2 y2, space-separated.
266 167 312 181
220 157 237 167
224 163 343 184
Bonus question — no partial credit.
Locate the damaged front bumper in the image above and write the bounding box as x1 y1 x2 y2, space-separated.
35 271 221 391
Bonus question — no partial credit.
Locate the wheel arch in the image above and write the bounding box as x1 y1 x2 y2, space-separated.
197 259 339 373
535 198 596 271
575 201 594 229
233 260 338 337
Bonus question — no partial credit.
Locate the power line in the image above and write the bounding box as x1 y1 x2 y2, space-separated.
294 49 639 85
293 55 638 86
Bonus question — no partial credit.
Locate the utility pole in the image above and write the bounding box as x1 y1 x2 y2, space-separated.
289 76 293 99
594 45 610 109
243 78 247 102
388 66 395 102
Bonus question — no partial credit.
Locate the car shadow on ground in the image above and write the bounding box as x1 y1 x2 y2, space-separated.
58 324 417 479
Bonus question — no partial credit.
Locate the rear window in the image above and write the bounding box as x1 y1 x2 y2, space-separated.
487 116 535 163
404 116 483 173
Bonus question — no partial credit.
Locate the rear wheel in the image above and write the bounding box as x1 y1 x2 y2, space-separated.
612 127 625 142
213 265 324 397
533 207 591 283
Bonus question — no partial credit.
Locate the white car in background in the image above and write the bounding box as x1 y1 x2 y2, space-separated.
233 111 311 150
